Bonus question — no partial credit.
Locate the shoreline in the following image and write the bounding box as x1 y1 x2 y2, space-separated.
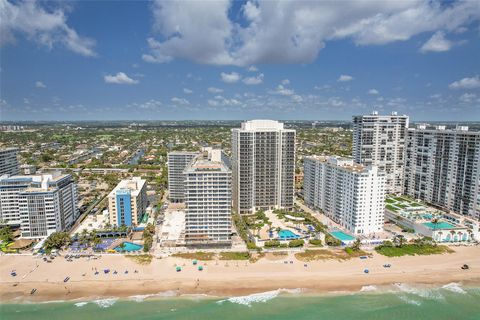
1 246 480 303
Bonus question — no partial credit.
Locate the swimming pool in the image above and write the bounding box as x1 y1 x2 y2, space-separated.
423 222 456 229
114 242 143 252
330 231 356 242
278 229 300 240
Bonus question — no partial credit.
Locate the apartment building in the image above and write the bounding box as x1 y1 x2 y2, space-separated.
231 120 295 214
183 149 232 246
404 125 480 219
0 148 20 176
108 177 147 227
304 156 385 235
352 112 409 194
167 151 199 202
0 173 78 238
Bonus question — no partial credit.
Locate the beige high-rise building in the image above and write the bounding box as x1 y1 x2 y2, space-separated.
184 149 232 246
231 120 295 214
352 111 409 194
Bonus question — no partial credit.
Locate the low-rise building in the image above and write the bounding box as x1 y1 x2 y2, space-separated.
108 177 147 227
304 156 385 235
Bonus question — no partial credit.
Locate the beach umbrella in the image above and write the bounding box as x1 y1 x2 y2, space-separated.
193 260 197 265
176 266 182 272
198 266 203 271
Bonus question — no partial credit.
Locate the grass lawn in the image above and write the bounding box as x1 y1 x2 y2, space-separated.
375 244 453 257
219 251 251 260
396 204 408 209
386 204 399 212
126 254 153 265
172 252 216 260
295 249 369 262
385 198 396 204
410 203 422 207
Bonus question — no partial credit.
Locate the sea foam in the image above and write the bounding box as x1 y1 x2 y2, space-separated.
93 298 118 308
217 288 302 307
74 302 89 307
393 283 444 301
441 283 466 294
360 285 377 292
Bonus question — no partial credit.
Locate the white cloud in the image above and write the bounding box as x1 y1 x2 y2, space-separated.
459 93 477 103
35 81 46 88
183 88 193 94
338 75 354 82
208 87 224 93
143 0 480 66
281 79 290 85
104 72 139 85
247 66 258 72
208 96 241 107
221 72 240 83
368 88 379 95
1 0 96 56
242 73 264 85
171 97 190 105
420 31 453 53
449 75 480 89
274 84 294 96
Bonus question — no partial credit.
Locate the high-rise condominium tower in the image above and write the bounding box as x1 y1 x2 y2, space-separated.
0 148 20 176
0 173 78 238
184 149 232 246
108 177 147 227
352 111 409 194
304 156 385 235
404 124 480 219
231 120 295 214
167 151 199 202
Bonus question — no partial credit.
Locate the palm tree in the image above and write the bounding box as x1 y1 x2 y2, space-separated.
351 238 361 251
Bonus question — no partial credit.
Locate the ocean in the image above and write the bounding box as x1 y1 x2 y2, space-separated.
1 284 479 320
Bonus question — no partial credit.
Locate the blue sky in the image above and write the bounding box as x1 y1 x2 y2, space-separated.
1 0 479 121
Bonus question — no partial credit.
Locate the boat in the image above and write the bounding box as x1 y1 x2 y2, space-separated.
383 264 391 268
63 277 70 283
461 264 469 270
30 289 37 295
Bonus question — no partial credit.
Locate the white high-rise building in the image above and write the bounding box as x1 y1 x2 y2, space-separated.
352 112 409 194
304 156 385 235
0 148 20 176
405 125 480 219
184 149 232 246
0 173 78 238
167 151 199 202
231 120 295 214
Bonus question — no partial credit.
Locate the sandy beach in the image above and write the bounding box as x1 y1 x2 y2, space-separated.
1 246 480 303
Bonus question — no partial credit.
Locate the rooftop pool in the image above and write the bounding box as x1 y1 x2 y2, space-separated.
278 229 300 240
114 242 143 252
423 222 456 230
330 231 356 242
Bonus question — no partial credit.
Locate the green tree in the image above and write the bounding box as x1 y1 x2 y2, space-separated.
44 232 71 252
0 226 14 243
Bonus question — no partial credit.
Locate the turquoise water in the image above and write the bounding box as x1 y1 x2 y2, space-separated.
330 231 356 241
278 230 300 240
423 222 456 229
114 242 143 252
1 286 479 319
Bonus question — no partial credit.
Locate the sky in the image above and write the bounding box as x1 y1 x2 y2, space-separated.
1 0 480 121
